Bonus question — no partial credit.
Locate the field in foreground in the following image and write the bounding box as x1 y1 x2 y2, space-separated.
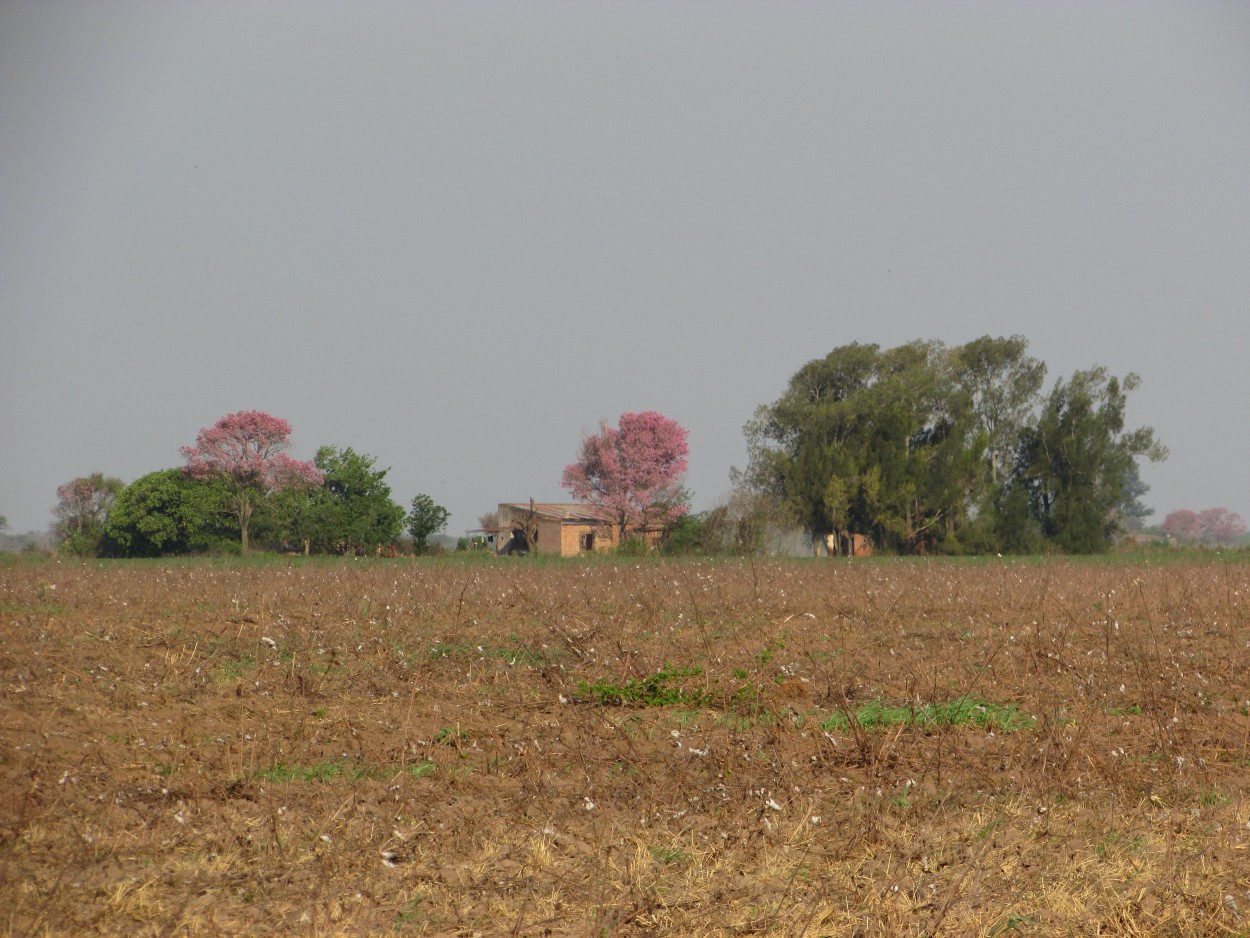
2 555 1250 937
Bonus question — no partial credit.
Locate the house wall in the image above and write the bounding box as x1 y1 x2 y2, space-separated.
558 524 585 557
493 504 560 555
533 518 564 556
558 523 618 556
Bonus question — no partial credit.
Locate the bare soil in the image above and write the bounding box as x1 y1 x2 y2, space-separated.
2 555 1250 936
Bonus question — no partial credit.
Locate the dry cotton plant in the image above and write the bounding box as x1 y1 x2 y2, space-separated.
1 553 1249 936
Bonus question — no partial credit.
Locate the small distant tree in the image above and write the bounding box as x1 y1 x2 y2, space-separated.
508 499 541 554
728 488 798 555
660 512 708 555
561 411 690 541
54 473 123 555
407 494 450 555
181 411 323 554
1114 460 1154 534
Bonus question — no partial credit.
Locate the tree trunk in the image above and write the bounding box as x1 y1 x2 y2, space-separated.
236 490 253 555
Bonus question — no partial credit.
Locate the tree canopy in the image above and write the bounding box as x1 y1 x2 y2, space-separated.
278 446 406 554
742 337 1165 555
102 469 234 557
1015 368 1167 553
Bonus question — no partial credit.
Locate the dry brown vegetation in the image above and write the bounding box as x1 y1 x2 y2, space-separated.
3 553 1250 937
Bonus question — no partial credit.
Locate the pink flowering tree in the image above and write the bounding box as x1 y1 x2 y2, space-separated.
561 411 690 542
181 411 323 553
1160 510 1201 543
1198 508 1248 546
54 472 124 555
1161 507 1248 546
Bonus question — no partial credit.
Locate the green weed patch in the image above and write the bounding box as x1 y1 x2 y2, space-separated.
251 759 437 784
821 697 1034 733
578 664 706 707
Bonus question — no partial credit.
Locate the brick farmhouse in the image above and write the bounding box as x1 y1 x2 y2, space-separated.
487 503 663 557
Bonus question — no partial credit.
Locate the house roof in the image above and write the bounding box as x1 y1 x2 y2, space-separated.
499 502 619 525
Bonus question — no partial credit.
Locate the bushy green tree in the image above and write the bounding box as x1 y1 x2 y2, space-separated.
661 512 710 555
742 341 879 550
993 481 1042 555
279 446 405 553
102 469 234 557
407 494 450 555
1015 369 1166 553
744 341 984 553
954 335 1047 486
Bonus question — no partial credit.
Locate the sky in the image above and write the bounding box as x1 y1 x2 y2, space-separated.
2 1 1249 539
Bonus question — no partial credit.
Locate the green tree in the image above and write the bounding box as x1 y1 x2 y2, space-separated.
407 494 450 555
861 340 977 552
743 341 983 554
992 481 1042 555
281 446 405 554
1115 461 1154 534
742 338 1164 556
741 342 879 551
1015 368 1166 553
953 335 1047 486
659 512 704 555
102 469 234 557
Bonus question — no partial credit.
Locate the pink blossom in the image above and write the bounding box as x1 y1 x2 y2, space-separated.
181 411 322 492
561 411 689 534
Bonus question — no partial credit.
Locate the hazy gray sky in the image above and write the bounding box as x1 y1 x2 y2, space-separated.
3 1 1248 538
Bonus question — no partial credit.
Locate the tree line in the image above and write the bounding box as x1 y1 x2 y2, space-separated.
53 412 449 557
44 336 1236 560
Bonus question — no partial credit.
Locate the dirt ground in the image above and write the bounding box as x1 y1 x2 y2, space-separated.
3 554 1250 936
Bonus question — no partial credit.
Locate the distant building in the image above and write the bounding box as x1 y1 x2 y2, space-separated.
486 502 662 557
